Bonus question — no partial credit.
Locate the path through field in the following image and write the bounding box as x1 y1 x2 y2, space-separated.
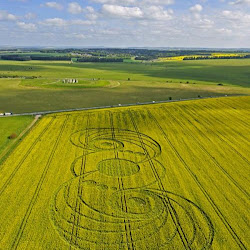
0 115 41 163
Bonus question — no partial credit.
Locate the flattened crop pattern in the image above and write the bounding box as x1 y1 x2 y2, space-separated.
0 96 249 250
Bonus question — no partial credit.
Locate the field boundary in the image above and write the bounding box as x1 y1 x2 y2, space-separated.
0 95 246 117
0 115 41 164
0 117 55 196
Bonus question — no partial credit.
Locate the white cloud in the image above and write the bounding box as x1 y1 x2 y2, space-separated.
189 4 203 13
142 0 174 5
70 19 95 25
42 2 63 11
40 18 66 26
144 6 173 21
102 4 143 18
0 10 17 21
229 0 250 5
86 6 95 13
222 10 250 23
85 7 99 20
189 4 203 19
67 3 99 20
25 12 37 19
216 28 232 35
16 21 37 31
40 18 95 27
222 10 232 16
196 18 214 29
91 0 136 5
91 0 174 5
66 33 86 39
68 2 83 14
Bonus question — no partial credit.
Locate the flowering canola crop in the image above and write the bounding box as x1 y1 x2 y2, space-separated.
0 96 249 249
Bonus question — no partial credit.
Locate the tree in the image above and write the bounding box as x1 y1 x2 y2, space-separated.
8 133 17 139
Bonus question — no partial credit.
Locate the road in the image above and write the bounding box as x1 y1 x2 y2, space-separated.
0 95 237 117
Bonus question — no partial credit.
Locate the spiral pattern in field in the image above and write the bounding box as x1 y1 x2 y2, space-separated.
50 128 214 249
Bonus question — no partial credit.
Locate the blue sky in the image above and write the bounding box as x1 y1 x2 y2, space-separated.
0 0 250 47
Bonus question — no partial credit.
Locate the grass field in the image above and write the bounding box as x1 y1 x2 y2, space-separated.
0 60 249 113
0 116 33 157
0 96 249 249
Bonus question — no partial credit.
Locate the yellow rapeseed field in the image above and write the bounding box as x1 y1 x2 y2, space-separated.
0 96 249 249
159 56 188 61
211 53 244 57
159 53 249 61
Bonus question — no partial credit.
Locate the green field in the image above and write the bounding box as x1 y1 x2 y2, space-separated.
0 60 249 113
0 116 33 158
0 96 249 249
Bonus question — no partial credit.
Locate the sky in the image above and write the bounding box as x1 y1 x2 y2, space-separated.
0 0 250 48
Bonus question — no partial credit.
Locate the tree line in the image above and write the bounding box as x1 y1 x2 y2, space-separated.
0 55 71 61
183 55 250 60
0 54 124 62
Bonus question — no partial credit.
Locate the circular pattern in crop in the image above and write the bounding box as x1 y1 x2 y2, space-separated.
51 178 213 249
92 138 124 150
97 158 140 177
70 128 161 162
50 128 214 249
71 157 166 188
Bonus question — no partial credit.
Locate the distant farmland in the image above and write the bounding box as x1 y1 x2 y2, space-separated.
0 59 250 113
0 96 249 249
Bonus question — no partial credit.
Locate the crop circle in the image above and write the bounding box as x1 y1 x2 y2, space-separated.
97 158 140 177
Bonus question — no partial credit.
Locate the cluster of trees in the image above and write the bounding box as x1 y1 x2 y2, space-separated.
1 55 31 61
30 56 71 61
183 55 250 60
0 75 20 78
0 55 71 61
77 57 123 62
0 75 38 79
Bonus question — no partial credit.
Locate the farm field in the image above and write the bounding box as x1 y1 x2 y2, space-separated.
159 53 250 61
0 116 33 160
0 59 250 113
0 96 249 249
